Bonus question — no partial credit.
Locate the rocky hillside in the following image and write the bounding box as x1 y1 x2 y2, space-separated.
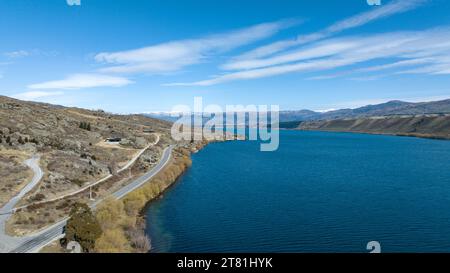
0 95 173 208
298 114 450 140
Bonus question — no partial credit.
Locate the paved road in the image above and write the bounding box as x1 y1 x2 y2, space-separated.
7 145 173 253
112 144 172 199
0 156 43 252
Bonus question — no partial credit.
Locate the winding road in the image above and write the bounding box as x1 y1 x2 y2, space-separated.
0 144 173 253
0 156 44 252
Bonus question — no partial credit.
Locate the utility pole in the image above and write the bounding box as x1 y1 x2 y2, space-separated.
89 186 94 201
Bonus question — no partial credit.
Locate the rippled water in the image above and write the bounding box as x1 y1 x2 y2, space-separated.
146 131 450 253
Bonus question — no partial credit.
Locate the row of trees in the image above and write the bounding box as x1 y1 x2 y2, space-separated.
63 150 192 253
79 122 92 131
0 135 38 145
64 198 150 253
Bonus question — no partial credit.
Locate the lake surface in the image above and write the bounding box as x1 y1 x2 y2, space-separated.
145 131 450 253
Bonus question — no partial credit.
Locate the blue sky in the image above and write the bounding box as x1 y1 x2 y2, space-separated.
1 0 450 113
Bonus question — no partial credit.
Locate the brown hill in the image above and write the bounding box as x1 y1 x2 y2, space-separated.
298 114 450 140
0 95 173 209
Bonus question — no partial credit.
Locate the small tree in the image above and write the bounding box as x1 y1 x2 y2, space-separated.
123 191 146 217
65 203 102 252
5 136 10 144
94 229 131 253
95 197 125 230
18 136 24 145
79 122 92 131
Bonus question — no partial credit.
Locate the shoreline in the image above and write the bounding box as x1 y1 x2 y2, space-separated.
139 158 190 253
295 128 450 141
36 136 241 253
129 137 242 253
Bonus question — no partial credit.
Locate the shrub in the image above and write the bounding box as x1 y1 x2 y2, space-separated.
123 191 146 217
31 193 46 202
79 122 91 131
126 226 150 253
94 228 131 253
71 179 85 187
95 197 125 230
65 203 102 252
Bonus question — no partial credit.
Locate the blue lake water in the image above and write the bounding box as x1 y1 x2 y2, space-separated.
145 130 450 253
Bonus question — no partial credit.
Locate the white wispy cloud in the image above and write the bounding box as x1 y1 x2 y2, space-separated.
396 63 450 75
28 74 134 90
225 0 427 66
95 19 299 74
166 27 450 86
222 39 358 71
356 57 438 72
4 50 30 58
12 91 64 100
165 57 361 86
3 49 59 59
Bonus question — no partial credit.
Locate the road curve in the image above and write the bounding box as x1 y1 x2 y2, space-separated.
0 156 43 252
8 145 173 253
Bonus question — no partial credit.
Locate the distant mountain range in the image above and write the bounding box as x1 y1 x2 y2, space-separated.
145 98 450 124
282 99 450 121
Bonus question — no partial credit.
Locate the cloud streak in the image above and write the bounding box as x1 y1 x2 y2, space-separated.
28 74 134 90
12 91 64 100
225 0 427 65
4 50 30 59
166 27 450 86
95 19 299 74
